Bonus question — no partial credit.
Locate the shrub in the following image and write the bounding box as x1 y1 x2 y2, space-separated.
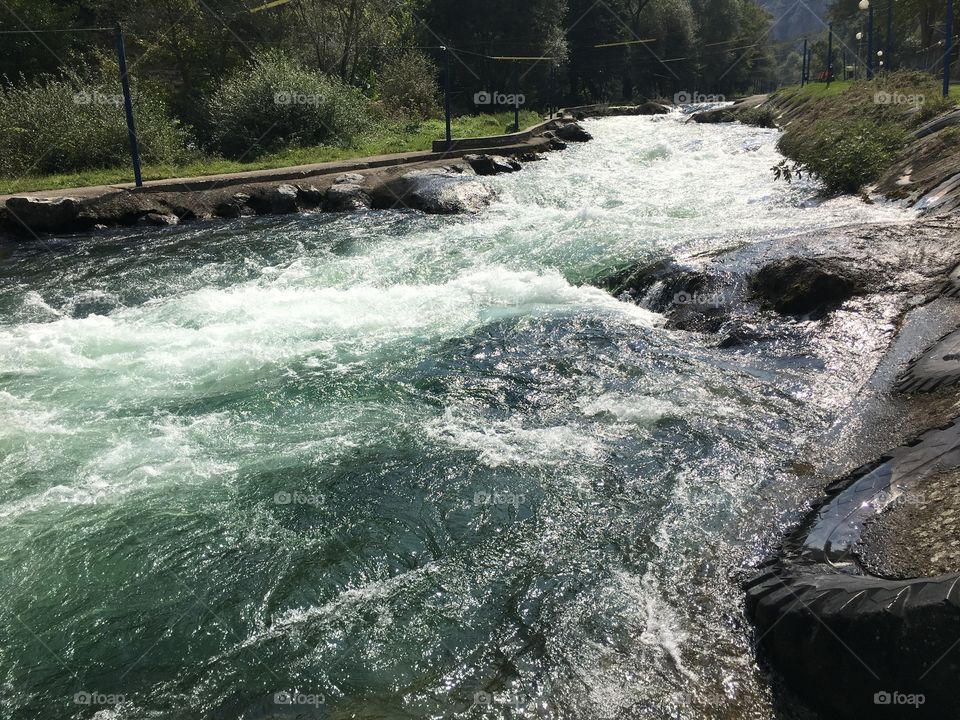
375 51 440 119
738 106 777 128
779 118 905 194
0 67 193 177
205 51 372 159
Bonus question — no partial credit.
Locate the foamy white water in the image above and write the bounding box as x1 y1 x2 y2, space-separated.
0 112 912 720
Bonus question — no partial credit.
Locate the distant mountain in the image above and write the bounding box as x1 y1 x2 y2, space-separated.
757 0 831 40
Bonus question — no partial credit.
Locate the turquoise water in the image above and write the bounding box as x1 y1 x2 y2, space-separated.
0 114 912 719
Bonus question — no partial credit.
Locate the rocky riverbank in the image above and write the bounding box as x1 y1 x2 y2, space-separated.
0 119 592 240
694 74 960 214
593 212 960 718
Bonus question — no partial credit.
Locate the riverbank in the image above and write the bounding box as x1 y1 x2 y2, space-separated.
593 207 960 717
0 117 590 238
697 72 960 212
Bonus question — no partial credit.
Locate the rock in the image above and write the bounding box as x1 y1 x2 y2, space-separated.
636 101 670 115
751 257 863 316
555 122 593 142
514 152 544 163
296 184 325 208
137 212 179 227
371 165 494 215
214 193 251 219
5 196 86 233
463 154 521 176
691 107 736 124
325 173 371 212
247 184 300 215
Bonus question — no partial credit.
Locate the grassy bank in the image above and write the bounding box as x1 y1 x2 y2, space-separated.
0 111 542 195
767 72 956 194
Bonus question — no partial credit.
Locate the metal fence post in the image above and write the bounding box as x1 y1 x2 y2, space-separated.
513 61 520 132
443 46 452 149
826 23 834 84
115 23 142 187
801 38 808 85
946 0 954 98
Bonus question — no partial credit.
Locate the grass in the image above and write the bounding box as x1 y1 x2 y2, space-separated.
771 71 957 194
0 110 542 195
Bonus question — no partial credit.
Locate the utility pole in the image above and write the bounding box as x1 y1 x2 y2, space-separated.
114 23 142 188
867 4 874 80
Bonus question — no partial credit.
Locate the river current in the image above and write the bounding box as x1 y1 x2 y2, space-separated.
0 112 913 719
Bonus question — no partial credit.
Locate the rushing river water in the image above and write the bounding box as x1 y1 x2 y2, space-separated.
0 113 914 720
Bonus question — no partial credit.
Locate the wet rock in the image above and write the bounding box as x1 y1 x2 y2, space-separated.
137 212 179 227
247 184 300 215
555 122 593 142
514 152 544 163
463 154 521 176
325 173 371 212
636 101 671 115
691 107 736 124
296 184 325 208
214 193 251 219
5 196 86 233
371 165 494 214
542 131 568 151
751 257 863 316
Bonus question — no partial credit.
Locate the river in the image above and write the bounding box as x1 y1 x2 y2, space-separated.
0 112 914 719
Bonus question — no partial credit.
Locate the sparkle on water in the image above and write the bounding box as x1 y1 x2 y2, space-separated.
0 112 913 719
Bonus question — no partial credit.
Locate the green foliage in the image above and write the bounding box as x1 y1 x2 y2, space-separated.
0 67 193 177
374 51 440 119
779 118 905 194
204 51 373 160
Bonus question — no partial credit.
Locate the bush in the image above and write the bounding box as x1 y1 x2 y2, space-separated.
205 51 372 159
374 51 440 119
779 118 905 194
738 106 777 128
0 67 193 177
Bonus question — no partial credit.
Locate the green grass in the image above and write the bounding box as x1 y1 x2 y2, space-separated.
771 71 957 194
0 111 542 195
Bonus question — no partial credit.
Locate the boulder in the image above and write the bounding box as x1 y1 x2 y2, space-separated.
325 173 371 212
247 184 300 215
137 212 179 227
555 122 593 142
214 193 251 219
5 196 86 233
514 152 545 163
463 154 521 176
370 165 494 214
751 257 863 316
296 184 325 208
636 101 671 115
